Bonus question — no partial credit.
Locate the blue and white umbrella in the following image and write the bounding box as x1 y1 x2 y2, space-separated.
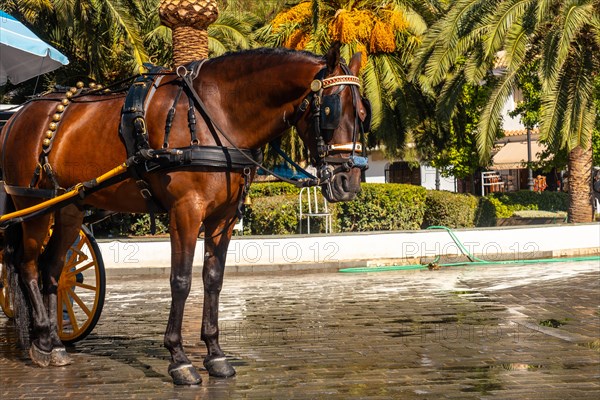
0 10 69 85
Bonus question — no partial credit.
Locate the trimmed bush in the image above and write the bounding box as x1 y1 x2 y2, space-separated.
93 184 567 237
249 182 300 197
336 183 427 231
423 190 477 228
487 190 569 218
474 197 497 227
91 213 169 237
243 194 299 235
422 190 497 228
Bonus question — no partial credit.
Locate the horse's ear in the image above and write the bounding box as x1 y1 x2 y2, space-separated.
326 42 342 74
348 52 362 76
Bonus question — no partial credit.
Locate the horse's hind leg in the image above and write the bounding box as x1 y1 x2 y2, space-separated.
12 211 55 366
38 204 84 366
164 201 204 385
201 215 237 378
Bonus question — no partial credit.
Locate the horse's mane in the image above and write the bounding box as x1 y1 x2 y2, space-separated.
213 47 324 64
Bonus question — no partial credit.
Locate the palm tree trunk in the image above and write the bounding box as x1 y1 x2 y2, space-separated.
567 144 593 223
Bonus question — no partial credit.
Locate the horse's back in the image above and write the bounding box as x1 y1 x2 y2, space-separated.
1 93 127 189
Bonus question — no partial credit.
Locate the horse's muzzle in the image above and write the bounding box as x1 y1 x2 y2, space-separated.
321 166 364 203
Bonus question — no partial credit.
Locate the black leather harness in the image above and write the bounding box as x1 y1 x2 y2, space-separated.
1 63 263 228
1 57 370 229
118 64 262 226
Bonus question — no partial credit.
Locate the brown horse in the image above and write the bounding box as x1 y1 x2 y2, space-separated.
0 44 369 384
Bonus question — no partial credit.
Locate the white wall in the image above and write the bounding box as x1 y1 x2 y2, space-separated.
364 149 457 191
98 224 600 274
420 165 457 191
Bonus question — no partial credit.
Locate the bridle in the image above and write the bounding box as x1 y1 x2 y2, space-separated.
177 59 370 189
294 62 370 188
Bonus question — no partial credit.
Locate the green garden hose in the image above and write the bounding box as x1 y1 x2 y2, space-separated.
339 225 600 273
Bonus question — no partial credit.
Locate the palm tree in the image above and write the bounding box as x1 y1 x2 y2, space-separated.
1 0 148 82
256 0 439 157
411 0 600 223
1 0 260 84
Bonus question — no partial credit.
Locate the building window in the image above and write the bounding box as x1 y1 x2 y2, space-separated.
385 162 421 185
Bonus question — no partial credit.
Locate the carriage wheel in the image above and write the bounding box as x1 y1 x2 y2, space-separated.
57 226 105 344
0 259 15 319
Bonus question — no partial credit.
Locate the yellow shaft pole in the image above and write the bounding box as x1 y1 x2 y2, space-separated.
0 163 128 224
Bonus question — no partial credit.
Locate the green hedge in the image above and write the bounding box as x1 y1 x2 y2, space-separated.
91 213 169 237
422 190 496 228
487 191 569 218
91 184 568 237
336 183 427 231
242 194 299 235
248 182 300 197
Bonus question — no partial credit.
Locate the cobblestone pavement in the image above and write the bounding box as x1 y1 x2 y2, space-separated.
1 260 599 399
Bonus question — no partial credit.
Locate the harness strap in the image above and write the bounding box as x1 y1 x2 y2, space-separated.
179 67 318 188
139 145 262 172
164 83 184 148
4 185 58 198
187 95 198 145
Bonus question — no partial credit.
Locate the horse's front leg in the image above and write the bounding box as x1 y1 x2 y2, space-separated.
164 202 204 385
201 215 237 378
38 205 84 367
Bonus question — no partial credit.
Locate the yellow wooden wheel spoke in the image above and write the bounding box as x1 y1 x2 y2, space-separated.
60 292 79 332
74 282 97 291
70 261 96 277
66 286 92 318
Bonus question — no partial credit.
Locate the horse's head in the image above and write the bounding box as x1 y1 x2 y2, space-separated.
295 43 371 203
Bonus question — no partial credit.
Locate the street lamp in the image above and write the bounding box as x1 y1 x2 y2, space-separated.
526 127 534 191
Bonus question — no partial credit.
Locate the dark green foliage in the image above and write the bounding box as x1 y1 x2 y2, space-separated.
488 190 569 216
248 182 300 197
242 194 299 235
91 185 566 237
422 190 476 228
91 213 169 237
336 183 427 231
422 190 497 228
474 197 497 227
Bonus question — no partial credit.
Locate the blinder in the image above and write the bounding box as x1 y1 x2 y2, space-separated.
320 94 341 142
291 62 370 188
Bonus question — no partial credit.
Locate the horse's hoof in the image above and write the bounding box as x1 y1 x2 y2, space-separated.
204 356 236 378
50 347 72 366
168 363 202 385
29 343 52 367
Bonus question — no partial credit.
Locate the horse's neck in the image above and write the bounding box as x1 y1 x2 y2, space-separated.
202 56 323 149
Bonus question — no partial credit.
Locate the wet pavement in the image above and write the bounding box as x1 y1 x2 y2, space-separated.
1 260 599 399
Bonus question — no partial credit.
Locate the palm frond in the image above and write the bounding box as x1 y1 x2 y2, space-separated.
361 56 386 131
392 2 428 35
436 70 467 124
208 13 256 52
539 69 571 149
503 22 528 70
540 0 595 89
482 0 534 60
536 0 554 22
564 45 597 150
101 0 148 71
477 69 518 162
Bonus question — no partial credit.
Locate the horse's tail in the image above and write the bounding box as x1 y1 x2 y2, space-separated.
2 194 32 349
